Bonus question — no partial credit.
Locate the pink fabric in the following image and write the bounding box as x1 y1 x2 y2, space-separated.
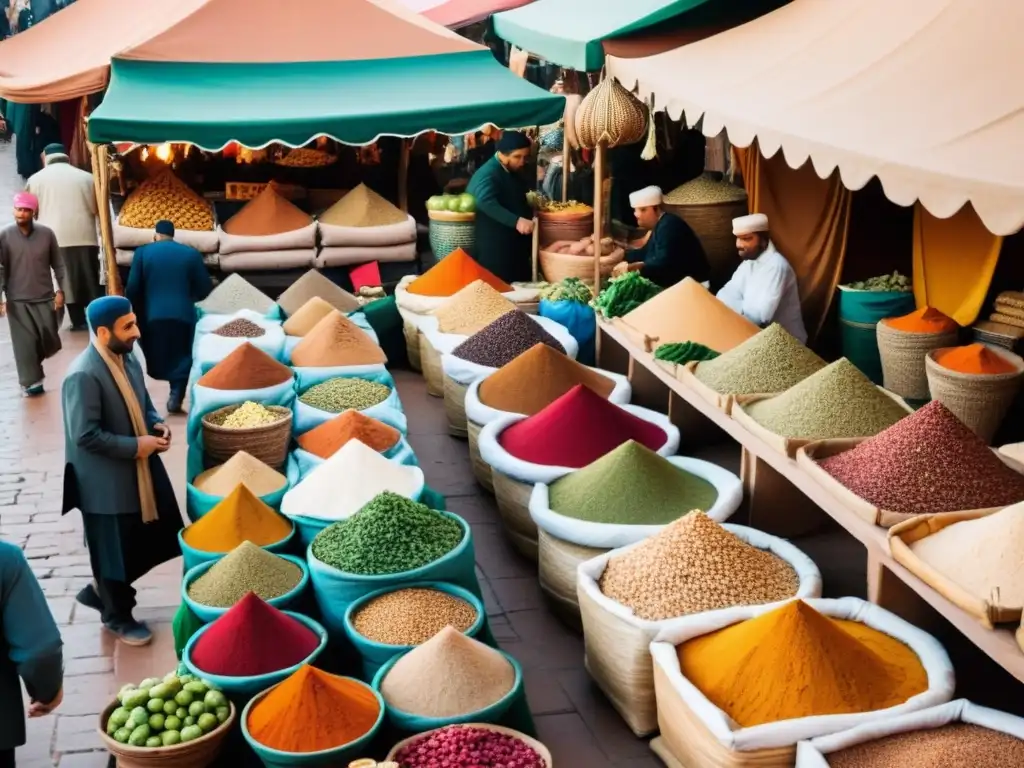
14 192 39 211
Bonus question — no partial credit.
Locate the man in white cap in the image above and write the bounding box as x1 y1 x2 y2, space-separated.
612 185 710 288
717 213 807 343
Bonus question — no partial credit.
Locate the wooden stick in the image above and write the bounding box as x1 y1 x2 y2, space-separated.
561 130 570 203
531 216 540 283
592 139 607 290
89 142 120 296
397 139 410 213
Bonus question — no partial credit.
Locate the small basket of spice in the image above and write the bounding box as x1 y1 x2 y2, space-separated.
201 402 292 470
386 723 552 767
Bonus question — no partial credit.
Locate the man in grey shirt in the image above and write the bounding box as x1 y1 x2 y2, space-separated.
0 191 66 396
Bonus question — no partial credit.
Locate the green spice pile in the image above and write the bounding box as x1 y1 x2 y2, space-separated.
351 588 478 646
549 441 718 524
843 271 911 292
599 512 800 620
654 341 719 365
187 541 303 608
744 358 908 439
218 402 283 429
540 277 593 304
693 323 826 395
311 492 463 575
299 378 391 413
591 272 661 319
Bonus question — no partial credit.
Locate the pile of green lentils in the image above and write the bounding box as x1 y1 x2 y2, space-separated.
299 377 392 413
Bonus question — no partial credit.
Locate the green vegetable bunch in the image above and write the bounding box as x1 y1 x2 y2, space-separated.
541 277 593 304
654 341 720 365
106 665 229 748
844 271 911 292
590 272 661 319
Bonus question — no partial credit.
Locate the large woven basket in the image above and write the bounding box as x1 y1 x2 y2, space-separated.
419 333 444 397
538 529 605 632
201 404 292 469
491 470 538 560
403 318 422 372
467 419 494 493
386 723 552 767
876 322 959 401
539 246 625 288
925 346 1024 444
663 174 748 291
443 373 469 439
428 215 475 261
98 701 236 768
538 209 594 245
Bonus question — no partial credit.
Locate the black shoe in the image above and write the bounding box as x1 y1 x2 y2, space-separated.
75 583 104 613
103 619 152 647
167 392 184 414
69 323 89 332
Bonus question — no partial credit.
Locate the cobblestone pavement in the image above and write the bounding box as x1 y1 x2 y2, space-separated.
0 139 666 766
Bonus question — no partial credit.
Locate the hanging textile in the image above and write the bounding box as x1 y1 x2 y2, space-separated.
912 203 1002 327
733 141 852 340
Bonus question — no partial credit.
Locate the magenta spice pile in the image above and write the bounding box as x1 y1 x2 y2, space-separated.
819 400 1024 515
394 725 546 768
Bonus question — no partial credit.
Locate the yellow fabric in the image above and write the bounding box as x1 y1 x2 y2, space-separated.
734 142 852 340
912 204 1003 326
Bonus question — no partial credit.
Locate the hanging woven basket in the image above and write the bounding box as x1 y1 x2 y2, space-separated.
574 77 647 149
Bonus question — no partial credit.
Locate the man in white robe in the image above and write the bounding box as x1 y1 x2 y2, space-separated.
717 213 807 343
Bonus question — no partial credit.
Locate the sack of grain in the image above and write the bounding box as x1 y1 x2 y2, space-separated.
293 371 407 435
650 597 954 767
795 699 1024 767
286 435 419 485
577 527 821 736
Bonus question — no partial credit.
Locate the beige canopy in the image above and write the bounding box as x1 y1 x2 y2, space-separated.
607 0 1024 236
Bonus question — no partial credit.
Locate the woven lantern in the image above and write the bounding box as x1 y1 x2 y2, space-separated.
573 77 647 150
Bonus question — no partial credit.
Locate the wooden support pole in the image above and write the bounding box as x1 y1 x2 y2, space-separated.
561 131 570 203
592 139 607 290
89 142 120 295
397 139 411 213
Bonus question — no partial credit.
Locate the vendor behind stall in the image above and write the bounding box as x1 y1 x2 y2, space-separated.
717 213 807 343
613 185 710 289
466 130 535 284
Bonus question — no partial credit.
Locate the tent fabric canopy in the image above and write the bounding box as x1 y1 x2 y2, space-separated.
493 0 712 71
424 0 536 29
608 0 1024 236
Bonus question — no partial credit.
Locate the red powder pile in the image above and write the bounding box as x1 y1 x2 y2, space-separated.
498 384 667 468
190 592 319 677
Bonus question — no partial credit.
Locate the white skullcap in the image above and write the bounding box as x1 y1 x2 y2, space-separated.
732 213 769 235
629 185 663 208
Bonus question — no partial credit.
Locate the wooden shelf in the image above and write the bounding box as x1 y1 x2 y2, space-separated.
597 320 1024 684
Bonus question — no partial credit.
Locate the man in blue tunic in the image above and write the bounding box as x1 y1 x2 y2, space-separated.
62 296 183 647
125 220 212 413
613 185 711 289
0 541 63 767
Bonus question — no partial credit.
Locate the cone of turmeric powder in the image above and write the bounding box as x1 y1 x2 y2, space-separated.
876 307 959 401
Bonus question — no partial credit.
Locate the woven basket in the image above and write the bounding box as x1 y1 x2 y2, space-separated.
538 209 594 245
574 76 647 149
201 405 292 470
537 529 605 632
925 346 1024 444
403 318 422 372
386 723 552 767
443 373 469 439
539 246 625 288
419 334 444 397
428 216 475 261
467 419 494 493
491 470 538 561
876 322 959 401
98 701 236 768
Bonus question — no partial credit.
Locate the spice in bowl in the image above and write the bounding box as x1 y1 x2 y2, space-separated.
187 542 303 607
393 725 546 768
351 588 477 646
212 318 267 338
451 310 564 370
217 402 284 430
182 485 291 553
825 723 1024 767
198 343 292 390
300 378 392 413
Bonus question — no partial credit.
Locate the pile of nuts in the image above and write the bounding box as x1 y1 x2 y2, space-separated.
119 169 214 231
275 148 337 168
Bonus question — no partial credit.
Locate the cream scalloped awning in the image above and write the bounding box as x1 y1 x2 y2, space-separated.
607 0 1024 236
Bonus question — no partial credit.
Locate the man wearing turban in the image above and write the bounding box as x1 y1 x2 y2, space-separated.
466 130 535 283
0 191 66 396
61 296 183 646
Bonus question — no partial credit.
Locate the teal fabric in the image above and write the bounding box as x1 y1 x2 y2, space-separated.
837 288 916 384
88 52 565 149
171 602 205 661
493 0 711 70
343 581 487 682
359 297 408 369
181 554 309 623
540 299 596 366
182 611 327 699
307 514 479 638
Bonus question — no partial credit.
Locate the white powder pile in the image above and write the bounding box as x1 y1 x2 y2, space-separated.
280 439 423 522
910 501 1024 607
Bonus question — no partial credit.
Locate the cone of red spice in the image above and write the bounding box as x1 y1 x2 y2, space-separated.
190 592 320 677
297 410 401 459
498 384 667 468
198 343 292 390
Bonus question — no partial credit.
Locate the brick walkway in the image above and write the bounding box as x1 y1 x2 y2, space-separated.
0 139 663 766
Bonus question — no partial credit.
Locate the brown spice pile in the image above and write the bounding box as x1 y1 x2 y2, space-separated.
223 184 312 236
351 588 478 646
826 723 1024 767
197 343 292 390
320 183 407 227
297 410 401 459
435 280 516 335
291 310 387 367
283 297 336 337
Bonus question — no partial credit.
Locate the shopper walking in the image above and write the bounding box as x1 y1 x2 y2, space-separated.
0 540 64 768
62 296 183 647
26 143 101 331
0 191 66 396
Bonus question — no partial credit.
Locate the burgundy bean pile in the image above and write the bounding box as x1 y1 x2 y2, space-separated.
394 725 546 768
452 310 564 369
819 400 1024 516
213 318 267 338
826 723 1024 767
